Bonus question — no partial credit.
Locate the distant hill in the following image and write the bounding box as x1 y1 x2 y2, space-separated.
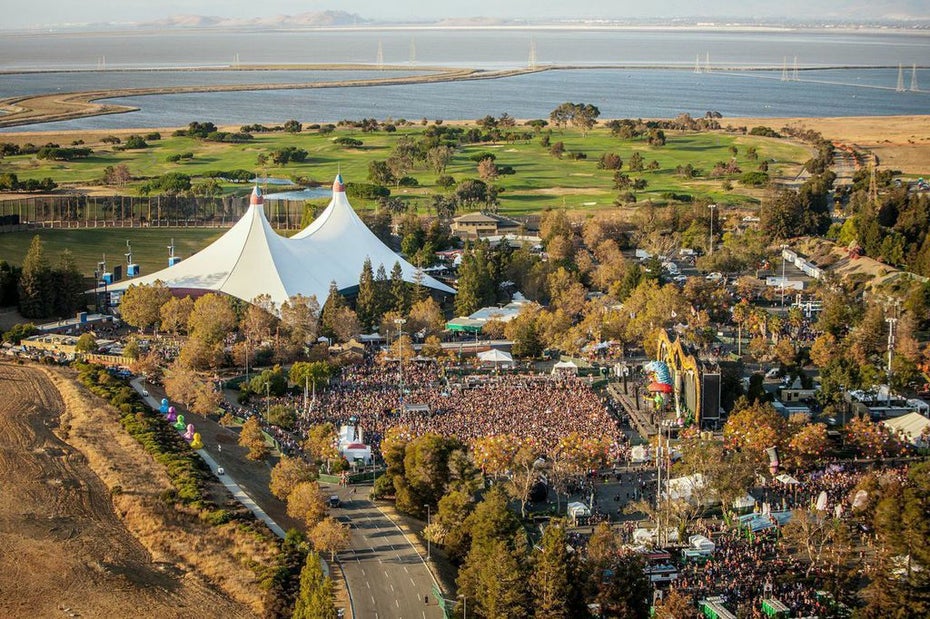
138 11 369 29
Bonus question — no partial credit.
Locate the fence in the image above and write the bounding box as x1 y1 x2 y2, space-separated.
0 195 316 231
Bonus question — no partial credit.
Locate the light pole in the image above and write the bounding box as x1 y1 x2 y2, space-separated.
395 318 407 409
707 204 717 255
458 593 467 618
780 244 788 308
424 504 431 560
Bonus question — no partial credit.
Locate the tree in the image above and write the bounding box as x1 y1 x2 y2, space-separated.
723 399 786 459
287 480 327 528
407 296 445 338
430 488 475 563
786 422 830 470
290 361 334 394
162 361 200 408
782 507 855 579
389 262 409 315
309 517 351 562
190 381 221 416
549 102 600 136
367 160 395 186
187 292 237 346
593 551 652 618
239 416 269 461
478 158 499 181
530 520 575 619
292 551 338 619
53 249 85 317
356 258 378 331
505 305 544 358
654 589 699 619
159 295 194 334
119 282 172 332
270 456 318 500
303 423 340 470
266 404 297 430
102 163 132 187
427 145 454 175
75 332 97 353
281 293 320 347
506 443 543 519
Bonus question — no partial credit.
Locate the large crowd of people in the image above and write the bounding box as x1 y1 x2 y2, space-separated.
252 356 629 461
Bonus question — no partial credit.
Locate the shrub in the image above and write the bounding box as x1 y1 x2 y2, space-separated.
740 171 770 186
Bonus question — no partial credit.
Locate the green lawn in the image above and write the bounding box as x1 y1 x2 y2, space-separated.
0 228 225 277
1 124 812 216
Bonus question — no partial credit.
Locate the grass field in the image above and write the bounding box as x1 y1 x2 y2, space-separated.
0 228 227 276
0 123 811 215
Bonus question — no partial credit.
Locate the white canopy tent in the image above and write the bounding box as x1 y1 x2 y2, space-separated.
108 177 455 309
478 348 514 365
552 359 579 374
883 412 930 446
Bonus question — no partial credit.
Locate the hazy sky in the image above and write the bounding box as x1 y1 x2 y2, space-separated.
10 0 926 28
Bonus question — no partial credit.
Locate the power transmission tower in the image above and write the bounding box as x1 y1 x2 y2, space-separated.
911 63 919 92
896 63 905 92
781 56 789 81
694 53 701 74
793 56 799 81
705 52 711 73
528 39 537 69
409 37 416 65
376 40 384 70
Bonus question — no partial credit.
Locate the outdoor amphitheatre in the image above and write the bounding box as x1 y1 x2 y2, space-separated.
1 60 930 619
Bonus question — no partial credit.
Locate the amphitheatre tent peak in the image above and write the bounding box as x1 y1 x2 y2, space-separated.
106 175 455 309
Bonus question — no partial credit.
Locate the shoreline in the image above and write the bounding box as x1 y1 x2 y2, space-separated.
0 65 546 128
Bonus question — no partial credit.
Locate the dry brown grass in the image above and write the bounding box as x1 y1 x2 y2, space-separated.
728 115 930 176
44 365 279 616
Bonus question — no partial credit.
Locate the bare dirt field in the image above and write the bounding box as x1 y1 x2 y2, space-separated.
0 362 266 619
728 115 930 176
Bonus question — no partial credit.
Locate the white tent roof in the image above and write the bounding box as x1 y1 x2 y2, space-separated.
108 178 454 309
478 349 513 364
883 412 930 445
290 175 454 299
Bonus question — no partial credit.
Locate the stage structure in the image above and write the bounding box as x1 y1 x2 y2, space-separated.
651 330 721 427
106 176 455 309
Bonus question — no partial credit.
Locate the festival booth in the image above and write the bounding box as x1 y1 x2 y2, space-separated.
552 359 579 375
664 473 718 507
630 445 650 464
566 501 591 525
478 348 514 370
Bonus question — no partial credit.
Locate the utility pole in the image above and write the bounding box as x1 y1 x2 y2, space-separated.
780 245 788 308
708 204 717 255
886 306 898 406
395 318 407 410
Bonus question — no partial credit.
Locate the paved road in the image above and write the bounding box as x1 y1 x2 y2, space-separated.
130 379 289 538
328 488 445 619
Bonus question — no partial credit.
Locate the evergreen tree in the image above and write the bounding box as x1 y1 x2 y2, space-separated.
455 251 484 316
0 261 20 307
53 249 85 316
18 235 52 318
356 258 377 330
292 550 338 619
530 520 574 619
374 264 390 321
390 261 409 314
319 281 346 340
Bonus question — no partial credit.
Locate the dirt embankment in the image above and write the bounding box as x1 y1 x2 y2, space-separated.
0 362 274 619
